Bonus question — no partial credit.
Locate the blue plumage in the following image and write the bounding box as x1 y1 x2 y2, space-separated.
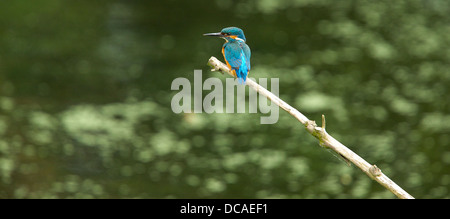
204 27 251 84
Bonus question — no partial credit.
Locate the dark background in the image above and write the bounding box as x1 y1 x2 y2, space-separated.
0 0 449 198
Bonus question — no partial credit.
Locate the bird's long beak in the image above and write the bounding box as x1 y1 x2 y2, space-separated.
203 32 223 37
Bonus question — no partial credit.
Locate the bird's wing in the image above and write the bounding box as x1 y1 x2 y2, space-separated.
223 42 245 70
241 43 251 71
224 41 250 84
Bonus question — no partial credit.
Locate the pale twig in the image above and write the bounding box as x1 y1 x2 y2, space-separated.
207 56 414 199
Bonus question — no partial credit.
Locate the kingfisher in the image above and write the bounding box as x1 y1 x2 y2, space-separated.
204 27 251 84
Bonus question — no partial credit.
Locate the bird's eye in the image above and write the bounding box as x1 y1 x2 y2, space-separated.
223 33 229 36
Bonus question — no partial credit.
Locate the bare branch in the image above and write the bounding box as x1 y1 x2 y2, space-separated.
206 56 414 199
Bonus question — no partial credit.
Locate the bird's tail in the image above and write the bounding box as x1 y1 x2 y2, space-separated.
236 68 249 84
237 77 245 84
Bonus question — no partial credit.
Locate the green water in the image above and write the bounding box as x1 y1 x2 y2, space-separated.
0 0 449 198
